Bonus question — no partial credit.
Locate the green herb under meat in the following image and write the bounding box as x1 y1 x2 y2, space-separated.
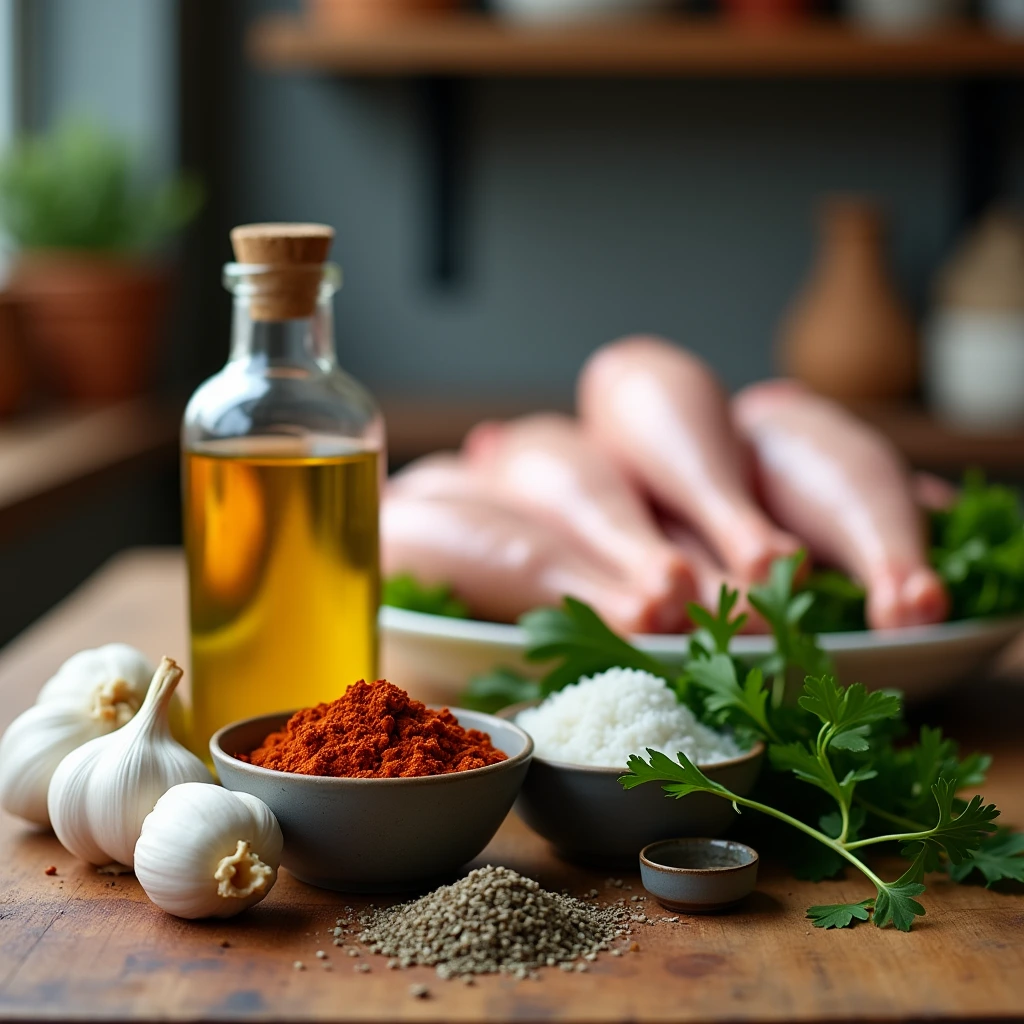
382 574 470 619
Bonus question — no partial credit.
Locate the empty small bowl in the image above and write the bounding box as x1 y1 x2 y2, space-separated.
640 838 759 913
211 708 532 893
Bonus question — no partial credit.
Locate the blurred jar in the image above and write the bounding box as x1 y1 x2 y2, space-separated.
927 210 1024 432
492 0 674 23
846 0 965 33
307 0 460 28
779 198 918 404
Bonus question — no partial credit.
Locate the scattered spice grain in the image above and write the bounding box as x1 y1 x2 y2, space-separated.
359 865 626 979
44 866 57 876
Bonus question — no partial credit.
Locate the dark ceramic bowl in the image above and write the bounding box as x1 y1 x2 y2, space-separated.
640 838 759 913
503 702 763 866
211 708 532 893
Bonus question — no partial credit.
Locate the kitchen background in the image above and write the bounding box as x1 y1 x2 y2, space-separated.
1 0 1023 646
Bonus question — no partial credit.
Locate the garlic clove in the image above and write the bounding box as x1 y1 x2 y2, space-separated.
0 703 109 827
48 657 213 869
135 783 283 920
48 739 112 864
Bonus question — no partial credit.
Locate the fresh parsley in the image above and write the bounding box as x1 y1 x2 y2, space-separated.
382 574 470 619
621 676 999 931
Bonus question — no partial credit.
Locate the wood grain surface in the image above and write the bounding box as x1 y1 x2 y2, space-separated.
1 550 1023 1024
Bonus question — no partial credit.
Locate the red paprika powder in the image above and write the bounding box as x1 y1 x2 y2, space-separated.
241 679 507 778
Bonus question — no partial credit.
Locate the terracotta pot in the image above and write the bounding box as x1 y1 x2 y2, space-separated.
0 293 31 418
719 0 812 26
11 253 170 404
308 0 460 29
779 199 918 404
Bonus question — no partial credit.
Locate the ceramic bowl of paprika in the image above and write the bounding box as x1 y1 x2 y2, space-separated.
211 708 533 893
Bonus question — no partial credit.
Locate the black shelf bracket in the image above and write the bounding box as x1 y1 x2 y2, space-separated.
417 76 467 288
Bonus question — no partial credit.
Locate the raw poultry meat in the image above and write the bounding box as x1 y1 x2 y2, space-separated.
463 413 694 631
387 451 488 502
578 335 803 582
661 523 769 634
733 379 949 630
382 493 667 635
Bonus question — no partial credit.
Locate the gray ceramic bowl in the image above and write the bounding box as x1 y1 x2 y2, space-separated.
639 838 759 913
503 705 763 865
211 708 532 893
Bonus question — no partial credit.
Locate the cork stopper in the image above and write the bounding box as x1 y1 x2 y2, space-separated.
230 223 335 321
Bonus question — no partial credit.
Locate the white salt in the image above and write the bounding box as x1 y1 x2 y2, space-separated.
516 668 742 768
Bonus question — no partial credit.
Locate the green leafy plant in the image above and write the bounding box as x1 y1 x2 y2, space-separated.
621 676 999 931
382 574 470 619
0 120 202 253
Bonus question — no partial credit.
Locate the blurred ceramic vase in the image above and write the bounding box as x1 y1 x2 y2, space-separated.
719 0 811 26
491 0 674 23
308 0 459 27
846 0 964 32
927 210 1024 431
983 0 1024 34
779 199 918 404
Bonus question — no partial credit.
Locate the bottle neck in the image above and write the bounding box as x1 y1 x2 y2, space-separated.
229 295 337 374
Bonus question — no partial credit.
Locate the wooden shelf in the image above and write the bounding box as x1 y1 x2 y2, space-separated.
249 13 1024 77
0 399 181 541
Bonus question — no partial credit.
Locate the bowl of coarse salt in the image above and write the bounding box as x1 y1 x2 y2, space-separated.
505 668 763 865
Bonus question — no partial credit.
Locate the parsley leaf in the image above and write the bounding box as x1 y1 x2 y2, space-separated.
686 656 777 741
382 574 469 619
872 850 927 931
620 748 733 800
948 829 1024 886
913 778 999 865
748 552 832 690
807 900 873 930
799 676 902 736
459 667 540 714
687 585 748 655
799 571 868 634
521 598 676 695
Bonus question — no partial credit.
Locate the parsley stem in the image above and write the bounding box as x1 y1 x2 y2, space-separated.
722 792 888 891
844 830 934 852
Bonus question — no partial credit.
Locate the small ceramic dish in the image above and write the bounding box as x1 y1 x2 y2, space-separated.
501 703 763 866
211 708 532 893
639 838 759 913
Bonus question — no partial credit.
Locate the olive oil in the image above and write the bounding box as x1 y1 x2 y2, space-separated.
183 443 379 755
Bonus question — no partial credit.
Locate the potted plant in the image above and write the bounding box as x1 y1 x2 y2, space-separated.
0 121 202 404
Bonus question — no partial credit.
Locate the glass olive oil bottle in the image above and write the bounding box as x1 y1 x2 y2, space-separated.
182 224 383 756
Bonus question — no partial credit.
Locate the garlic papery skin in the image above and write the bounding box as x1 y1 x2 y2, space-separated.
0 644 160 829
0 703 110 827
134 784 283 919
47 657 213 868
37 644 155 726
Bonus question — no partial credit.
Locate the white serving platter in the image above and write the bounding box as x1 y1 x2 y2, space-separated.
380 607 1024 705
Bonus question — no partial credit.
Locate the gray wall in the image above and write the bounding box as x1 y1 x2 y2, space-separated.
214 0 997 406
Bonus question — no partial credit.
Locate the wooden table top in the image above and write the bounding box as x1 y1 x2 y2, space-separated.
1 549 1023 1024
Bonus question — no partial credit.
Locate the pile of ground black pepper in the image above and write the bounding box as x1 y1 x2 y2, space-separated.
356 865 630 980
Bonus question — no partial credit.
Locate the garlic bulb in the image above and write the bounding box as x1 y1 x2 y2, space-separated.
0 643 156 827
48 657 213 868
135 783 283 919
37 644 155 723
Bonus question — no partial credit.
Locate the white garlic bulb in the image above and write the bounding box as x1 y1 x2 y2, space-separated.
48 657 213 868
0 643 156 827
135 783 283 919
